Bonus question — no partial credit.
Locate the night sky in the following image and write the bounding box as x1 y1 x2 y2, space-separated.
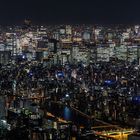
0 0 139 25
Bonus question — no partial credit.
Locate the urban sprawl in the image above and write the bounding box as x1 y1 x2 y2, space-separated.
0 24 140 140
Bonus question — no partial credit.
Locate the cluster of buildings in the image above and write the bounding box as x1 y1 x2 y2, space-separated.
1 23 140 139
0 24 140 65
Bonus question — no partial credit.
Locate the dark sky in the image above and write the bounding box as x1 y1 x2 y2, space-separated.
0 0 139 25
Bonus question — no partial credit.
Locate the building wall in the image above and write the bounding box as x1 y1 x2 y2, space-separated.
0 51 11 64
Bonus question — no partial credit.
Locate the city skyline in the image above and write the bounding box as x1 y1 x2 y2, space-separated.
0 0 140 25
0 17 140 139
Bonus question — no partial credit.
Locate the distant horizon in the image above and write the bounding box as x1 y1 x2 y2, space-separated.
1 20 140 26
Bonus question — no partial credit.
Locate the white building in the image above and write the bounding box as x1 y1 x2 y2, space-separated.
72 46 89 63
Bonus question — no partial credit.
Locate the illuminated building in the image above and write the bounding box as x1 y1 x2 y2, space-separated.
83 31 91 41
0 51 11 64
66 25 72 35
60 27 66 35
53 31 60 40
71 45 90 63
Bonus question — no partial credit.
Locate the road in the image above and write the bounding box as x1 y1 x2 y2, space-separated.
45 100 133 140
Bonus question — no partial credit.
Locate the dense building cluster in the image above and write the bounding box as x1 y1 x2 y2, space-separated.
0 24 140 140
0 24 140 65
